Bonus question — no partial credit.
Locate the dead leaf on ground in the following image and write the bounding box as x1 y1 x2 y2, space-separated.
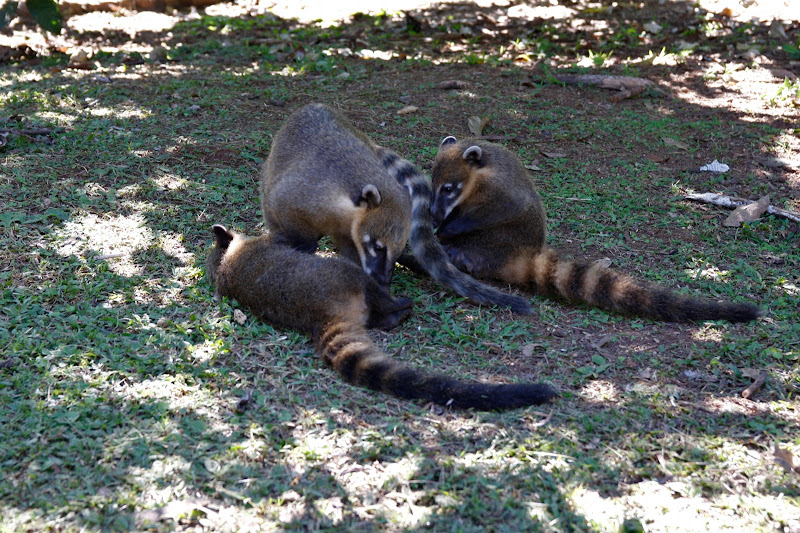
741 368 763 379
467 115 489 136
589 334 612 350
542 151 567 158
723 195 770 227
522 343 545 357
233 309 247 325
646 153 670 163
774 443 800 474
436 80 469 90
236 389 253 412
397 105 418 115
525 162 542 171
663 137 690 150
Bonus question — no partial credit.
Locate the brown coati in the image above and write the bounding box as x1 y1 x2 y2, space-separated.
206 225 557 410
259 103 532 313
413 136 760 323
260 103 411 287
375 146 532 314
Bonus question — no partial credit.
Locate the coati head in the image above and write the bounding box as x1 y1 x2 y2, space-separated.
350 183 412 287
430 136 486 228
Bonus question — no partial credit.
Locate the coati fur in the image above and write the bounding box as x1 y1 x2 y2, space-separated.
375 146 532 314
412 136 760 323
260 103 532 313
206 225 557 410
260 103 412 287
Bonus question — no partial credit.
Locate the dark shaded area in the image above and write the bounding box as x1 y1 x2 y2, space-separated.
1 1 798 531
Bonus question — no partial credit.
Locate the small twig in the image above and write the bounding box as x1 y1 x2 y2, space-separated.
530 408 555 428
686 192 800 224
551 196 593 202
94 253 125 261
742 371 768 399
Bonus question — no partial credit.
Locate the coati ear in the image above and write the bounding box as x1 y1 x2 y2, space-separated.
358 184 382 209
462 145 482 164
212 224 235 250
440 136 457 147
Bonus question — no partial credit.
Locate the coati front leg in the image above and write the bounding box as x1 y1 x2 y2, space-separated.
364 282 413 330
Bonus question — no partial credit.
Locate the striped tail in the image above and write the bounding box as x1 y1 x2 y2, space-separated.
510 248 761 323
316 321 557 409
376 147 532 315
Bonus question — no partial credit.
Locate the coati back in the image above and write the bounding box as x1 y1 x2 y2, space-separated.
260 103 412 286
260 103 532 314
206 225 557 410
416 136 761 323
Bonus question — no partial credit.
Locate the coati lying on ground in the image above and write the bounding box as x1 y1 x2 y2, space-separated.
383 136 761 323
259 103 532 314
206 225 557 410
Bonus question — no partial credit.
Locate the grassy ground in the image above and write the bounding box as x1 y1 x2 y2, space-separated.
1 1 799 531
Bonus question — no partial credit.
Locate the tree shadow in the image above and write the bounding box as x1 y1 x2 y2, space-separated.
1 0 798 530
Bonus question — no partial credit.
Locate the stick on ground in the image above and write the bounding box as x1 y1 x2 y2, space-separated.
685 192 800 224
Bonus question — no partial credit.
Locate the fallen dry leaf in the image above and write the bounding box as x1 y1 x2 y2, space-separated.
663 137 690 150
467 115 489 136
741 368 762 379
436 80 469 90
525 162 542 171
723 195 770 227
521 343 545 357
774 443 800 474
397 105 418 115
542 151 567 158
233 309 247 325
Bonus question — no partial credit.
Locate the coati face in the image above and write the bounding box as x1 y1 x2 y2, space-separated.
351 184 411 287
430 136 482 227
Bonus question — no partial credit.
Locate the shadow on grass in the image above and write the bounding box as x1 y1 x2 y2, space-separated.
1 0 798 530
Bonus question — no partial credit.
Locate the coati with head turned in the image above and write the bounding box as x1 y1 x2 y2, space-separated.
259 103 532 314
260 103 410 288
395 136 760 323
206 225 557 410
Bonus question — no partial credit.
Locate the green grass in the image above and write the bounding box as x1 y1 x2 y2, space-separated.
1 3 799 532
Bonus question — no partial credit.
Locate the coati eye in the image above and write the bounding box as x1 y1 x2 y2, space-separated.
441 184 456 194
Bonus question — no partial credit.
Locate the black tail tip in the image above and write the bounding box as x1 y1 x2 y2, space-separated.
504 295 533 315
725 303 763 323
481 383 559 410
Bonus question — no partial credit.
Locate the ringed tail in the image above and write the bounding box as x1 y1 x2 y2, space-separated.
376 147 533 315
504 248 761 323
316 321 557 410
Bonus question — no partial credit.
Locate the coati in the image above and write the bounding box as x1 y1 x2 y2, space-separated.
206 225 557 410
259 103 532 313
375 146 532 314
398 136 760 323
260 103 411 287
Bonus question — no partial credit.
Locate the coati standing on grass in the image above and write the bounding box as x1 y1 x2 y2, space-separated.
259 103 532 313
260 103 411 287
206 225 557 409
403 136 760 323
